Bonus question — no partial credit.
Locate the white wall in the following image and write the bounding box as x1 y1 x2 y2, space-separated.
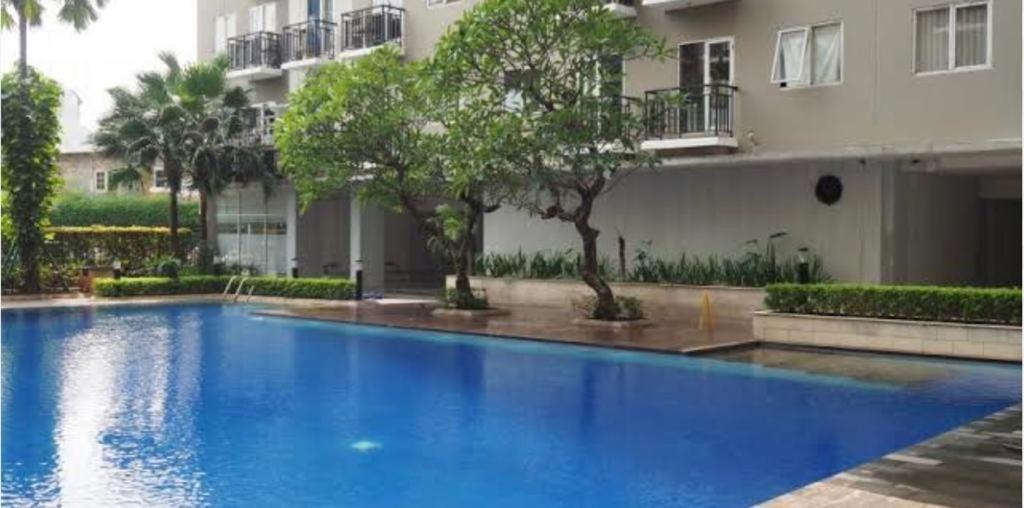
484 160 887 283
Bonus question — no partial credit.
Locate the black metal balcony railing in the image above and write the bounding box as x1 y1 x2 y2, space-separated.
282 19 337 62
239 104 285 146
228 32 282 71
592 95 642 140
644 83 736 139
340 6 403 52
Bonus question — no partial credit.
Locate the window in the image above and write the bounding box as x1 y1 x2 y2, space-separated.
597 55 624 98
249 3 277 33
503 70 535 111
214 13 237 54
94 170 107 192
153 168 167 190
426 0 459 6
771 22 842 87
915 2 990 74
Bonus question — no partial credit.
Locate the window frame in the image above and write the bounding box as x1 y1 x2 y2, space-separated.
94 170 108 193
426 0 460 8
770 21 844 89
770 26 809 86
913 1 992 76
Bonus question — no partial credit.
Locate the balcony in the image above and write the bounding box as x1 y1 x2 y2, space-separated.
603 0 637 18
338 6 404 60
226 32 283 81
643 0 733 10
642 84 738 151
281 19 337 70
239 103 286 147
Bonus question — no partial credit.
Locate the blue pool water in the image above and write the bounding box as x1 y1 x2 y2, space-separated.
2 303 1020 507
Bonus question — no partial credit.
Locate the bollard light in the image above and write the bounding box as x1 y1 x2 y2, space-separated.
355 259 364 301
112 260 123 280
796 247 810 284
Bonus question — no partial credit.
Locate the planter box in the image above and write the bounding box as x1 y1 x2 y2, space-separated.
446 276 765 324
753 311 1021 362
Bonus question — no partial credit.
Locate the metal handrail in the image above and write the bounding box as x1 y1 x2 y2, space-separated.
339 5 404 52
228 31 282 70
282 18 337 62
644 83 737 139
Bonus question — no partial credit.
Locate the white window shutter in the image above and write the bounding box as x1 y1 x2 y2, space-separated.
226 13 237 40
263 3 277 32
250 6 263 33
215 15 227 54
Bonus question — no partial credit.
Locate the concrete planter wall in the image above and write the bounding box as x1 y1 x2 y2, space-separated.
754 311 1021 362
446 275 765 323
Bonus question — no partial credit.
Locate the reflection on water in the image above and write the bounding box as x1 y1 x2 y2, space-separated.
2 304 1020 508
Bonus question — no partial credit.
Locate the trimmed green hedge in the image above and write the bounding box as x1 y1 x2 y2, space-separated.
47 226 193 274
765 284 1021 326
51 193 199 227
94 276 355 300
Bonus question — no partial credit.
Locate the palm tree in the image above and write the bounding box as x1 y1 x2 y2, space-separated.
94 53 195 259
1 0 107 77
95 53 274 262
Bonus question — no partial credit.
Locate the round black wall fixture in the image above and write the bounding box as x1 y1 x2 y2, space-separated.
815 175 843 205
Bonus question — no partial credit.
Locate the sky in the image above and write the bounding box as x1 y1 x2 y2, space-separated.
0 0 197 130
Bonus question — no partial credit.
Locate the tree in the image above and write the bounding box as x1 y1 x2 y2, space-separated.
1 0 107 77
433 0 666 320
94 53 262 261
1 67 62 292
276 46 510 307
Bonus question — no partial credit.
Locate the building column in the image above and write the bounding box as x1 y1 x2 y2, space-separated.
285 186 299 278
350 196 385 292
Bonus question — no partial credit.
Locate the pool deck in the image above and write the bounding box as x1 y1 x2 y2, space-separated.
3 294 1021 507
255 297 756 355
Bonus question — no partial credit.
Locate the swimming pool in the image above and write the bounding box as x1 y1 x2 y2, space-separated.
2 303 1019 507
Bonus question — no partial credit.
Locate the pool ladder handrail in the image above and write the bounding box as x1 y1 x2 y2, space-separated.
245 285 256 303
233 278 250 301
222 275 240 297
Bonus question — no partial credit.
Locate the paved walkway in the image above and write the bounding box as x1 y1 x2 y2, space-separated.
761 405 1022 507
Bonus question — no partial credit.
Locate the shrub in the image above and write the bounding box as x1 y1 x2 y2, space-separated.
93 276 356 300
46 226 193 274
438 288 489 310
50 193 200 228
573 295 645 321
475 242 828 288
765 284 1022 326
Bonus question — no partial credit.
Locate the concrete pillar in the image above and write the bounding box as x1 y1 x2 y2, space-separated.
285 186 299 278
350 196 385 291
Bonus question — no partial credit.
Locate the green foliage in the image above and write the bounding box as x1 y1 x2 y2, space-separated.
46 226 194 274
474 249 615 280
93 276 356 300
475 244 823 287
94 52 266 256
438 288 490 310
50 193 200 227
432 0 669 318
765 284 1022 326
573 295 645 321
629 240 829 287
1 66 63 292
277 46 503 309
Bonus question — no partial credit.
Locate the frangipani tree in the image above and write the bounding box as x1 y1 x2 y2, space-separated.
432 0 667 319
276 46 511 307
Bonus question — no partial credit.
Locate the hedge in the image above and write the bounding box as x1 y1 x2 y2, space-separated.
93 276 356 300
51 193 200 228
765 284 1021 326
47 226 193 274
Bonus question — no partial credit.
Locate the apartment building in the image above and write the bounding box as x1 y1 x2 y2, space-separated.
197 0 1022 288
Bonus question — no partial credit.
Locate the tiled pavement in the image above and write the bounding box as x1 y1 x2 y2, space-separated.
760 405 1022 507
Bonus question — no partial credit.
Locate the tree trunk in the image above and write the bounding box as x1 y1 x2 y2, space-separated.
169 187 182 261
575 202 616 320
20 241 41 294
18 9 27 78
198 191 208 243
